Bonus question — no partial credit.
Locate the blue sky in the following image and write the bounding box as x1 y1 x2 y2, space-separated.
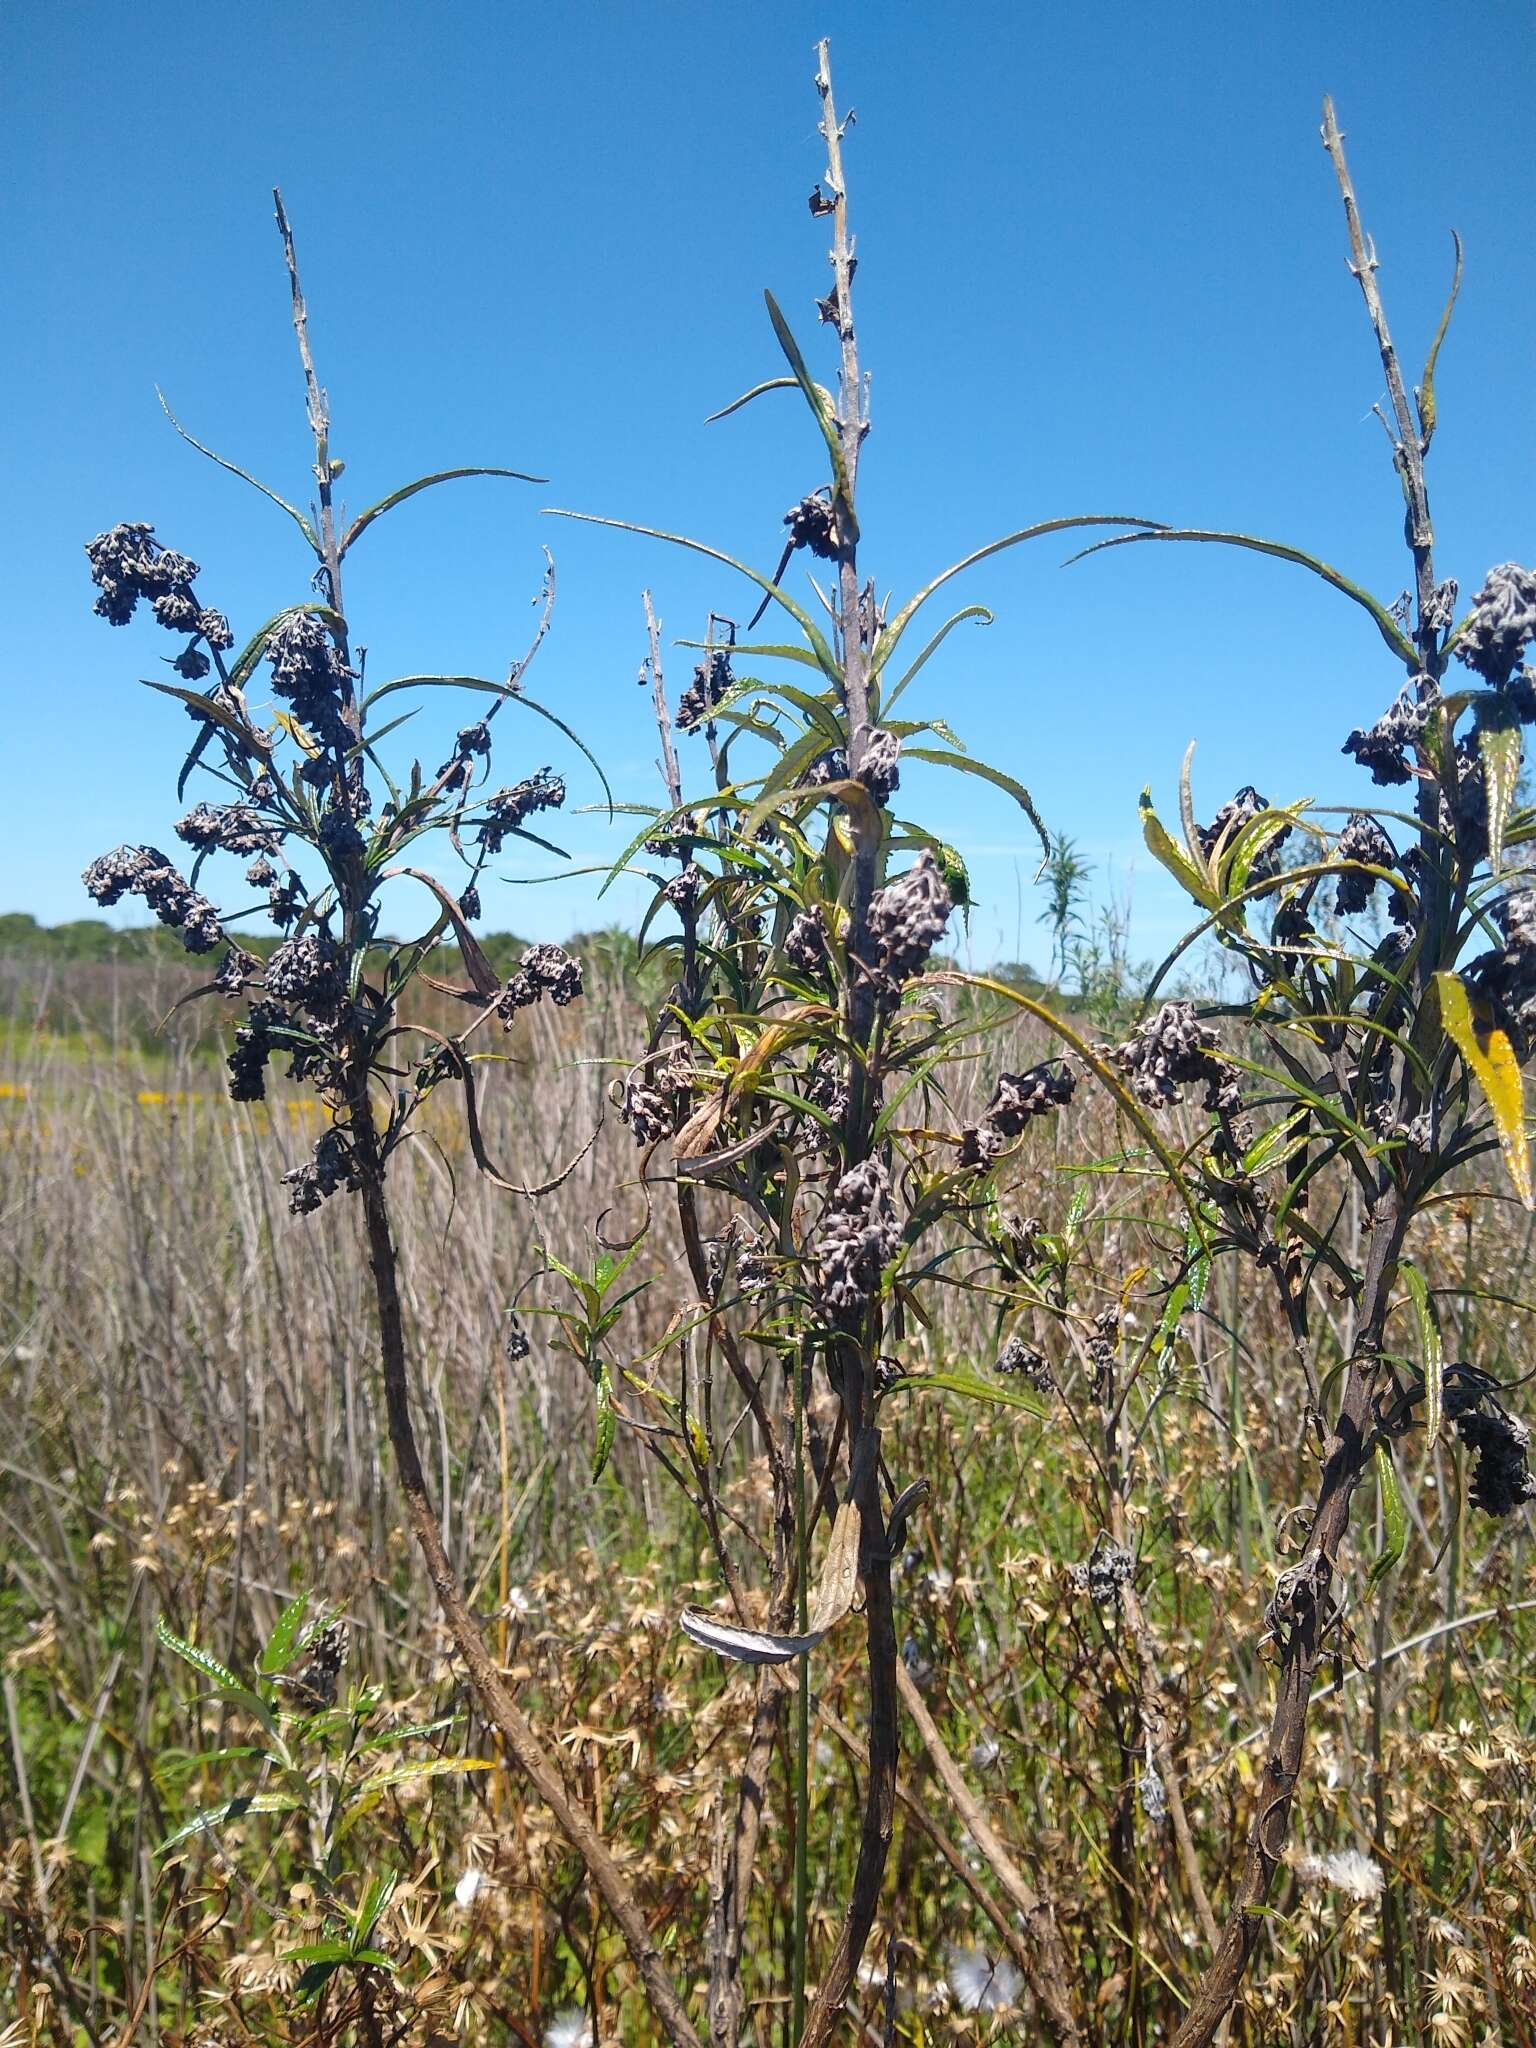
4 0 1532 970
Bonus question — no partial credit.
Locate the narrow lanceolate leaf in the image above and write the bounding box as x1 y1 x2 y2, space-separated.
592 1364 616 1483
1435 970 1533 1208
899 748 1050 861
883 1369 1049 1419
1366 1441 1407 1594
156 1621 281 1743
259 1591 311 1676
1416 230 1463 452
1478 720 1522 874
1400 1263 1444 1448
762 291 851 521
1064 528 1420 669
340 467 545 556
680 1498 862 1665
156 389 321 551
1140 789 1219 909
158 1790 303 1853
352 1869 399 1950
705 375 802 423
332 1758 497 1842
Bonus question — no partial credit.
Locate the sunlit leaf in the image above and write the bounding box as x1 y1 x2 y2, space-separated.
259 1591 311 1676
593 1364 616 1482
1415 230 1463 452
705 375 802 423
1064 528 1420 668
1366 1441 1407 1594
340 467 545 556
1400 1262 1444 1448
899 748 1049 861
156 388 320 551
1478 719 1521 875
871 516 1162 682
1139 788 1219 908
882 1369 1049 1419
1435 969 1532 1208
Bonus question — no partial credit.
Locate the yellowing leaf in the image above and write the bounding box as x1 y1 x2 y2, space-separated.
1140 789 1219 909
1479 721 1522 874
1436 969 1532 1207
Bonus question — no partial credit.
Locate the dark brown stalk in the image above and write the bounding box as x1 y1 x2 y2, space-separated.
1173 100 1447 2044
1171 1188 1409 2046
348 1078 703 2048
796 40 901 2048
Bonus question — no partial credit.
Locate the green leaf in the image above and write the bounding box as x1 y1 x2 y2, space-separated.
544 510 840 680
158 1790 303 1853
705 375 801 423
1416 230 1463 451
295 1959 343 2003
340 467 545 556
1400 1262 1443 1448
871 515 1162 682
352 1869 398 1950
899 748 1049 861
762 290 851 523
143 679 268 759
156 1620 283 1747
332 1758 496 1842
1366 1441 1407 1594
259 1591 311 1676
1478 718 1521 874
881 604 993 717
156 389 321 551
593 1363 617 1483
1435 969 1532 1208
883 1369 1049 1419
1064 528 1420 667
284 1941 354 1965
1139 789 1219 909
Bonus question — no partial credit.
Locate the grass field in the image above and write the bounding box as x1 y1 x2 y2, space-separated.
2 953 1533 2045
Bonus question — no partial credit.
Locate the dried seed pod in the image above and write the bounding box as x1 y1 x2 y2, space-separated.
676 650 733 732
1332 813 1397 916
866 849 952 992
1454 562 1536 685
1342 684 1433 787
819 1156 900 1318
995 1334 1053 1393
264 932 347 1020
281 1127 360 1216
1112 1001 1220 1108
783 492 839 559
783 906 829 976
475 770 566 852
1068 1538 1135 1604
82 844 224 955
859 727 901 803
1443 1369 1536 1517
281 1620 350 1710
175 802 283 859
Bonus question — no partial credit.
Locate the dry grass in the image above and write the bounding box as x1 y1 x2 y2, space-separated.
2 956 1533 2045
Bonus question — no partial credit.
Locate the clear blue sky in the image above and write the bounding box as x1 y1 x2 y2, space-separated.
4 1 1532 970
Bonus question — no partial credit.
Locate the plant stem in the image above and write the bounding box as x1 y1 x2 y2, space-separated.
348 1080 703 2048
